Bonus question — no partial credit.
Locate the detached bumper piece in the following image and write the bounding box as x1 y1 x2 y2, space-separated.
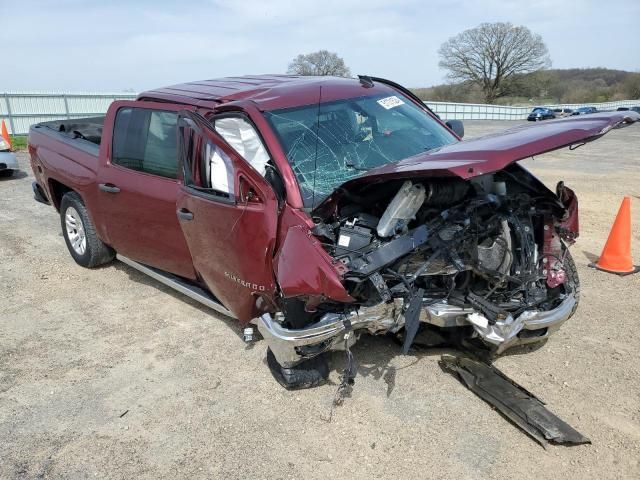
440 355 590 447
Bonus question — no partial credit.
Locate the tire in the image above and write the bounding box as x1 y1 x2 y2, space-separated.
266 348 329 390
0 169 14 178
60 192 115 268
562 247 580 318
471 246 581 357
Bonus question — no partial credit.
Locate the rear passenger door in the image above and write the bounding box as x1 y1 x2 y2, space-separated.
96 101 196 279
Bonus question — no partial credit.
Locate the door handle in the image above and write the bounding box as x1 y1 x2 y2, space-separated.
99 183 121 194
177 208 194 221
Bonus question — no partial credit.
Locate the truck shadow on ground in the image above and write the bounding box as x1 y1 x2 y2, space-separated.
112 261 248 344
325 331 548 398
113 259 550 395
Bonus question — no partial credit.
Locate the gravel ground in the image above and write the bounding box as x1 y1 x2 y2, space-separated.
1 120 639 479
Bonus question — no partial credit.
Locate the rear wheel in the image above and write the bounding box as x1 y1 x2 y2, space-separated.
60 192 115 268
0 169 14 178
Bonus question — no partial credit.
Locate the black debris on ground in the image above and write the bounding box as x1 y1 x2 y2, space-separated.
439 354 591 447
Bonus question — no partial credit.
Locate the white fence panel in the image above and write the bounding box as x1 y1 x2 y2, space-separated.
1 92 137 135
426 99 639 121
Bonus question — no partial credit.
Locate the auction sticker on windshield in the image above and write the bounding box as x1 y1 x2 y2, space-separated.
377 95 405 109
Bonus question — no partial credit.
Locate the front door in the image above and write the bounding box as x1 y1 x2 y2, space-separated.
176 111 279 323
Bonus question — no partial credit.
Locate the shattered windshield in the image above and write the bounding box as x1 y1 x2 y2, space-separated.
265 92 457 208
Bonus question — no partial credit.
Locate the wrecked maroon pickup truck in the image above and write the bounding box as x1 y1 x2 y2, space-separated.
28 75 639 389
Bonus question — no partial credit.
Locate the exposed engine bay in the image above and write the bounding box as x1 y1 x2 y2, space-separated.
259 164 580 376
327 167 574 311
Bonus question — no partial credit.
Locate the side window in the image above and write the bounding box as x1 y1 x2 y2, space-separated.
213 116 270 176
202 140 235 197
181 125 235 199
112 107 178 179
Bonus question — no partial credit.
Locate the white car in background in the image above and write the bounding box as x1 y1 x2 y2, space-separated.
552 108 574 118
0 136 19 177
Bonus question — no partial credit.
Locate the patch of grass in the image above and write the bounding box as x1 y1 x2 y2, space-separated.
10 135 28 151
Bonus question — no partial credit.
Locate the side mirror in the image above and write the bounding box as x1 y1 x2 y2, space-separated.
446 119 464 138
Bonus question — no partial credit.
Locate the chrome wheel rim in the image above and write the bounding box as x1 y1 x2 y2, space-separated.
65 207 87 255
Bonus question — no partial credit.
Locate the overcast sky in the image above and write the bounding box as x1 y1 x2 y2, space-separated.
1 0 638 92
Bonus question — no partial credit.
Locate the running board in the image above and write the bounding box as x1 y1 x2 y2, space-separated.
116 254 235 318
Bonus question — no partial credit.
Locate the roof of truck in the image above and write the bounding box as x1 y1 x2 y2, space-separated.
138 75 395 111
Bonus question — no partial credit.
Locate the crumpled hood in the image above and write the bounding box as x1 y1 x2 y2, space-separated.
315 111 639 212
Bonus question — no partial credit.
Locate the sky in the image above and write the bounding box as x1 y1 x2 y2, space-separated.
1 0 638 92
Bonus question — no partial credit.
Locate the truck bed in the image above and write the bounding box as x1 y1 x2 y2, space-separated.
29 117 106 206
32 116 105 155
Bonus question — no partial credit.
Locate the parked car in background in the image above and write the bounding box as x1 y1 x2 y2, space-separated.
552 108 574 118
0 136 19 177
572 106 598 115
527 107 556 121
631 106 640 114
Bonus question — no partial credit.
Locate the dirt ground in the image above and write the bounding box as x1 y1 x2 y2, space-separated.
1 120 639 479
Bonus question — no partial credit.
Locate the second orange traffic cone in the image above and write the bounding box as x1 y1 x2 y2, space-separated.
1 120 11 150
591 196 639 275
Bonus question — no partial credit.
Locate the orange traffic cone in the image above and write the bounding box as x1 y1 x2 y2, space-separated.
590 197 639 275
1 120 11 150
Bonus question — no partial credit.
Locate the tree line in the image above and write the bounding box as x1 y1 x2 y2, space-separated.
413 69 640 105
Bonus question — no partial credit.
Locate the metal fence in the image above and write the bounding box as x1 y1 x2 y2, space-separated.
426 99 640 121
0 92 137 135
1 91 639 134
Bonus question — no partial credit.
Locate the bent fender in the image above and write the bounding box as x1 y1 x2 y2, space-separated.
274 206 353 303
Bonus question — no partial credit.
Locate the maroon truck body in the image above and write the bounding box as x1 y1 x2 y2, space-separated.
28 75 639 387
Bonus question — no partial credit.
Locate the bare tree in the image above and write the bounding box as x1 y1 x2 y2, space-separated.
287 50 351 77
438 23 551 103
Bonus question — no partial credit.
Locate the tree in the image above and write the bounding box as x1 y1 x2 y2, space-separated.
622 73 640 99
287 50 351 77
438 22 550 103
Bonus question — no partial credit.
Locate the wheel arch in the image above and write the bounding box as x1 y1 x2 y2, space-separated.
48 178 75 211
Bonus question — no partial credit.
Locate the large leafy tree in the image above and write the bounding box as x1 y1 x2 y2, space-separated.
287 50 351 77
439 22 551 103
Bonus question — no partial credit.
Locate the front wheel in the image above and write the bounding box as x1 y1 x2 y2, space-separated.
558 246 580 317
60 192 115 268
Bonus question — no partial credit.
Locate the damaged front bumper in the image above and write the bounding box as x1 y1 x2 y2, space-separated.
258 294 577 367
467 294 577 353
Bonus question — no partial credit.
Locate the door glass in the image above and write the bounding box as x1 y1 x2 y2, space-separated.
112 108 178 179
203 140 235 196
180 123 235 199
